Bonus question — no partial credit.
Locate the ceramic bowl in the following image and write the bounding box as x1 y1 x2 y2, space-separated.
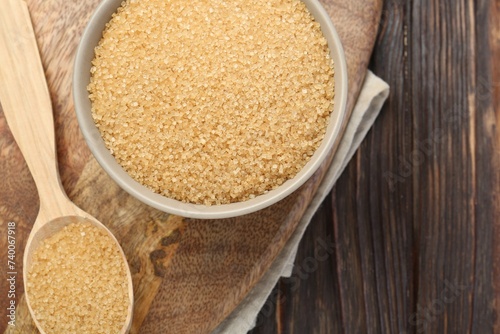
73 0 348 219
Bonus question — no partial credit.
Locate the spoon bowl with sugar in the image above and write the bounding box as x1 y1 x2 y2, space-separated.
0 1 134 333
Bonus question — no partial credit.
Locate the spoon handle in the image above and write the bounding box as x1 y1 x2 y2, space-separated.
0 0 69 213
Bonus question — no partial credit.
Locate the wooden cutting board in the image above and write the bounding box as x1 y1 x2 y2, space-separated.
0 0 382 333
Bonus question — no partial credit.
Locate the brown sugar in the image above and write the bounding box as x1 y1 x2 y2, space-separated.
27 222 130 333
88 0 335 205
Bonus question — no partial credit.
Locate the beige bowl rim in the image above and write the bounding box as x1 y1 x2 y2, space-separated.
73 0 348 219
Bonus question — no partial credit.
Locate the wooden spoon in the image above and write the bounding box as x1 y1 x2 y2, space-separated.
0 0 134 333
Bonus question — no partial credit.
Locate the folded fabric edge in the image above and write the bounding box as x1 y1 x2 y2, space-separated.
211 71 390 334
281 71 390 272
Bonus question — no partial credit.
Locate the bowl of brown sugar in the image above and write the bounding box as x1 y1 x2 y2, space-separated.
74 0 347 219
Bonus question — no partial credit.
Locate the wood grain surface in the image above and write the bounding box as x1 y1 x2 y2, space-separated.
0 0 382 333
249 0 500 333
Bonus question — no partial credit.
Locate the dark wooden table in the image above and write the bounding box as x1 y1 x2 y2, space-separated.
250 0 500 333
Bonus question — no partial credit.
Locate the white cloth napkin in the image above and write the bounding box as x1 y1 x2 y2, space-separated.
212 71 390 334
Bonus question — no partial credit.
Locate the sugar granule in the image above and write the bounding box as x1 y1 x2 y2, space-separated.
27 222 130 333
88 0 335 205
